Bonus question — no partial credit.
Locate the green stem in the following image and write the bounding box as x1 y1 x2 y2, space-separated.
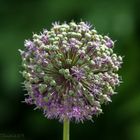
63 118 70 140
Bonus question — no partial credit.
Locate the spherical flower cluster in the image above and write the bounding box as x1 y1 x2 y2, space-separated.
19 21 122 122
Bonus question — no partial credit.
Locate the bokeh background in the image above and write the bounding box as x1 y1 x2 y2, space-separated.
0 0 140 139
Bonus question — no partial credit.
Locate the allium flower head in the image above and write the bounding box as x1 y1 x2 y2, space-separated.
19 21 122 122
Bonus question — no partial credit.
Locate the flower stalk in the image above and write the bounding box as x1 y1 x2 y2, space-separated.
63 118 70 140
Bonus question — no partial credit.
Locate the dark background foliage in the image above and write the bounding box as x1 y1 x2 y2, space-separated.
0 0 140 140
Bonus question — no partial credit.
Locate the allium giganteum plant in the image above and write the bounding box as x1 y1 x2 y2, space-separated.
19 21 122 140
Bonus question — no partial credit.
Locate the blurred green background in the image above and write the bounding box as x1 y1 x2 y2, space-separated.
0 0 140 139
